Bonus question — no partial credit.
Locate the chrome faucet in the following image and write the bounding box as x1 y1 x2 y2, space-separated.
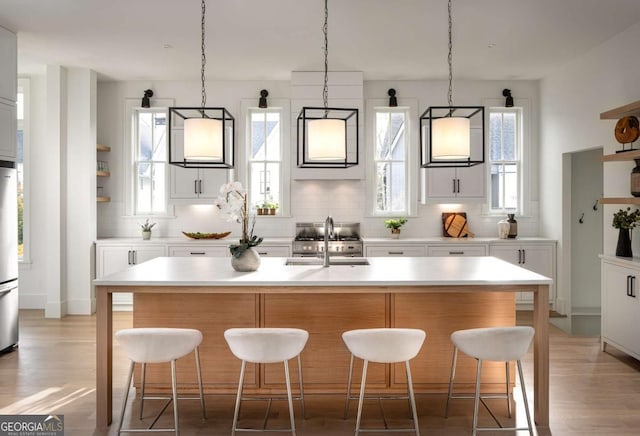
323 216 334 267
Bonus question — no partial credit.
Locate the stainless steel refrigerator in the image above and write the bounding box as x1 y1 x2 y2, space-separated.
0 161 18 352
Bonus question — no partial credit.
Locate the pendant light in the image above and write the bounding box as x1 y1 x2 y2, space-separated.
420 0 484 168
297 0 359 168
169 0 234 168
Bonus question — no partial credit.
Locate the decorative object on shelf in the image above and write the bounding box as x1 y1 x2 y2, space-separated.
442 212 474 238
420 0 484 168
297 0 359 168
140 219 156 240
258 89 268 108
141 89 153 108
384 217 407 239
612 207 640 257
268 202 278 215
631 159 640 197
502 88 514 107
168 0 234 169
388 88 398 107
614 116 639 153
181 231 231 240
214 182 263 271
497 217 510 239
507 213 518 238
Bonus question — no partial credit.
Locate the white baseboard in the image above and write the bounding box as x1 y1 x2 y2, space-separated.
67 299 94 315
19 294 46 309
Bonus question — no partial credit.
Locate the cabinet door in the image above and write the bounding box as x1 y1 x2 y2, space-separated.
426 168 457 198
0 102 16 161
490 245 528 301
520 244 554 302
366 245 426 257
133 245 166 264
0 27 16 103
169 166 200 200
455 164 485 199
255 245 291 257
427 245 487 257
198 169 229 200
602 262 640 356
169 245 228 257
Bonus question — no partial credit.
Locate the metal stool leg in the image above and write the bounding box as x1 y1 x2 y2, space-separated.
354 360 368 436
231 360 246 436
117 360 135 435
406 361 421 436
445 347 458 418
517 360 534 436
284 359 297 436
170 360 179 436
139 363 146 420
505 361 512 418
194 346 206 420
471 359 482 436
344 353 354 419
297 354 306 420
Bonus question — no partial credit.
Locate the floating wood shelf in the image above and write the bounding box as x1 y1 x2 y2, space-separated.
97 196 111 203
599 197 640 205
96 171 110 177
600 100 640 120
601 149 640 162
97 144 111 152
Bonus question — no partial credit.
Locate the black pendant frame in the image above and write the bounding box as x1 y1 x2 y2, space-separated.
168 107 235 169
419 105 485 168
297 106 359 168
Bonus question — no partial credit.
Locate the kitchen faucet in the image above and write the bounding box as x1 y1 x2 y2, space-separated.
323 216 334 267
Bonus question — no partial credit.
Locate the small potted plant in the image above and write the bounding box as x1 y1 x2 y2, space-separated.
140 219 156 240
268 202 279 216
384 217 407 239
256 202 265 216
612 207 640 257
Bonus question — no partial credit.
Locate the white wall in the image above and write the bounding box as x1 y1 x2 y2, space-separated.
540 21 640 315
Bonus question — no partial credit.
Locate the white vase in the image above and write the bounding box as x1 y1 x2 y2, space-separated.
497 220 510 239
231 247 261 272
142 231 151 240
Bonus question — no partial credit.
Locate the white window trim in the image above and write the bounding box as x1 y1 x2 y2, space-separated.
17 78 31 264
366 98 418 217
123 98 175 218
239 99 291 217
482 97 532 218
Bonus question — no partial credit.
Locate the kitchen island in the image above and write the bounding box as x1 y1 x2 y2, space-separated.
95 256 551 430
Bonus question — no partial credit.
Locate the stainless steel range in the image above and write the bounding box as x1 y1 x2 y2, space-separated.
292 222 363 257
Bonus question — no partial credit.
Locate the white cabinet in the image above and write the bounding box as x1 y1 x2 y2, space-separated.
0 26 17 103
169 167 229 203
169 245 228 257
601 258 640 360
425 164 485 200
366 245 426 257
96 244 166 308
0 101 16 161
255 245 291 257
427 244 487 257
490 243 555 303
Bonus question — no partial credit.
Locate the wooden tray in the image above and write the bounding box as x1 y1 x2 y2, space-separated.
182 231 231 240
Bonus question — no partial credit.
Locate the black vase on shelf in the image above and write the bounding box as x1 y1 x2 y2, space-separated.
616 228 633 258
507 214 518 239
631 159 640 197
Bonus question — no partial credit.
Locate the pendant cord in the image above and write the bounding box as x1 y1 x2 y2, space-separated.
200 0 207 111
322 0 329 116
447 0 453 109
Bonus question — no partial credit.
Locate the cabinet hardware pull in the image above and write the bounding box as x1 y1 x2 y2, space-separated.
456 179 460 193
626 275 631 296
258 252 268 255
190 252 206 255
194 180 198 194
388 251 404 255
198 179 203 194
127 250 132 265
517 249 522 264
449 251 464 255
133 250 137 265
452 179 456 193
631 276 637 298
522 249 526 264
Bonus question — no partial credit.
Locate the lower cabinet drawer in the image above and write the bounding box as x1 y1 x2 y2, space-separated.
255 245 291 257
366 245 426 257
168 246 228 257
427 245 487 257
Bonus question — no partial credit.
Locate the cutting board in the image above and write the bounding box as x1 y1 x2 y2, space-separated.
442 213 475 238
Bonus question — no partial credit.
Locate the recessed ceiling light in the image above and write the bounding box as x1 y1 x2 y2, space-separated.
163 44 173 49
488 43 497 49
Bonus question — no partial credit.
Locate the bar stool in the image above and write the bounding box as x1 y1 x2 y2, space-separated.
445 326 535 436
342 328 426 436
115 328 206 435
224 328 309 436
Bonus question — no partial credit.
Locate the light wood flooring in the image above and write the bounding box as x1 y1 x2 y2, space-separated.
1 310 639 435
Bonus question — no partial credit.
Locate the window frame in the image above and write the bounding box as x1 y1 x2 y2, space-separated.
17 78 30 264
366 98 418 217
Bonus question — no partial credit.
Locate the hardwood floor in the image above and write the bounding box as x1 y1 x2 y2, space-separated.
1 310 639 435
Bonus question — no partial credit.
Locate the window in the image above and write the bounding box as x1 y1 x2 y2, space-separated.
373 108 409 214
488 107 522 212
132 109 168 215
16 79 28 261
247 108 283 212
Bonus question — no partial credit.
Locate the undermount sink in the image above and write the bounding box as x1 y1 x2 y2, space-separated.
285 257 370 266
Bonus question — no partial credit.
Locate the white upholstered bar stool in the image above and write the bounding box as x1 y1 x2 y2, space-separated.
445 326 535 436
342 328 426 436
224 328 309 436
115 328 206 435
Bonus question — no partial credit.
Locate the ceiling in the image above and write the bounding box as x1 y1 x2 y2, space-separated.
2 0 640 82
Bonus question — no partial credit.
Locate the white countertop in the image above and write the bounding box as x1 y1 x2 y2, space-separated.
93 256 552 287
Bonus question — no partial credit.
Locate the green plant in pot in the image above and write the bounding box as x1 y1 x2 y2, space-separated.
384 217 407 239
612 207 640 257
140 219 156 240
268 202 279 215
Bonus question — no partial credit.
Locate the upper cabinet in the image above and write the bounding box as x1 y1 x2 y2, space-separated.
423 164 485 201
169 167 229 204
0 26 17 104
599 100 640 205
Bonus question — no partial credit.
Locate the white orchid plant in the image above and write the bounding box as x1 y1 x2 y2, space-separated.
214 181 263 258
